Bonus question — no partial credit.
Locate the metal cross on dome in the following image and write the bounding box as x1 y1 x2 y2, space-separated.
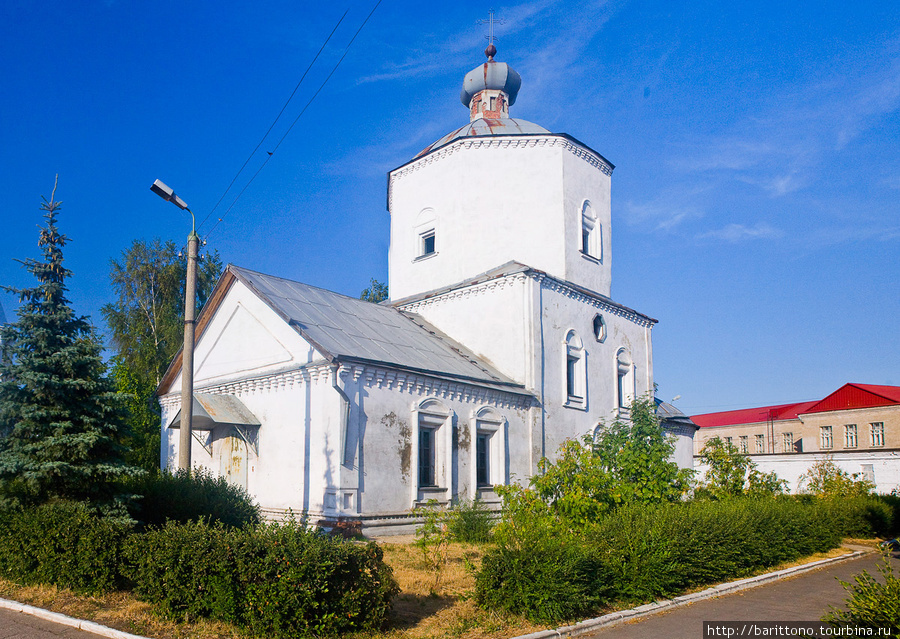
477 9 505 46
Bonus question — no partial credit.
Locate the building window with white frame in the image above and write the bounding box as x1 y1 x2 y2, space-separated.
725 436 733 446
821 425 833 449
412 399 453 502
418 427 436 486
782 432 794 453
739 435 748 454
616 348 633 410
414 208 437 260
471 407 507 497
844 424 858 449
755 434 765 453
580 201 601 260
871 422 884 447
564 331 586 408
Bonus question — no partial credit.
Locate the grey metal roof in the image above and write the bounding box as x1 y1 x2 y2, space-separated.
168 393 261 431
414 117 550 158
230 266 525 391
392 261 657 326
655 398 699 430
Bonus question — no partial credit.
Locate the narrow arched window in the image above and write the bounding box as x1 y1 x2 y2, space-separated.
564 331 587 408
581 201 601 260
616 348 633 409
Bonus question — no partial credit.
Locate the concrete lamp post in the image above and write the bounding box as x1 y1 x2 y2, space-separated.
150 179 199 472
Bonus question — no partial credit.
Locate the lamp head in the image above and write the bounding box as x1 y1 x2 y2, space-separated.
151 179 190 210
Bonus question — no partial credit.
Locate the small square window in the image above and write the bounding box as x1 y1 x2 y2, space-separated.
782 432 794 453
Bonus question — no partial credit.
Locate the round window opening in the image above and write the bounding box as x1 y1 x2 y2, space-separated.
593 314 607 342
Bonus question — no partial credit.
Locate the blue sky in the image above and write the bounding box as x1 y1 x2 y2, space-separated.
1 0 897 415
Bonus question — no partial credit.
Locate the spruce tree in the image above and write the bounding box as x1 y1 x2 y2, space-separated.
0 180 140 515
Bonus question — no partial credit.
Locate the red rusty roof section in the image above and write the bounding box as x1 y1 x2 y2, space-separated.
690 383 900 428
804 383 900 414
691 401 818 428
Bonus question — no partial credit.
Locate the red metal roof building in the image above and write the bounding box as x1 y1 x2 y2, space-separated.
691 383 900 493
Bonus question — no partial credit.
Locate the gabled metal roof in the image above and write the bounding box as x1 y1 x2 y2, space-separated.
230 266 525 391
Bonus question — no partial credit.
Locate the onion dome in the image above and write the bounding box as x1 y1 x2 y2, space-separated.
460 44 522 116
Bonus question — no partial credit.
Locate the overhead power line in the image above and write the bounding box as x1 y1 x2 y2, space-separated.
205 0 384 241
197 9 349 233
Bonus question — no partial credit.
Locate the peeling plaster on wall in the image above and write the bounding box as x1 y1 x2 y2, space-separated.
458 421 471 452
382 412 412 481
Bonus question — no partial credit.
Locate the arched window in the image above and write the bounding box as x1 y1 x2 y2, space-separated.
581 201 601 260
592 314 607 342
471 407 508 497
411 398 453 505
616 348 634 410
564 330 587 408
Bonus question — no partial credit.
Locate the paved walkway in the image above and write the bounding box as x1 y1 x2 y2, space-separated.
0 607 110 639
584 551 893 639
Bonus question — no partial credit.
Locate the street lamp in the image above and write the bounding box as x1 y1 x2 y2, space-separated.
151 179 199 472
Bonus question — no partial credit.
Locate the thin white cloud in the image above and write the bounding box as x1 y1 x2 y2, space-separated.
622 196 704 232
697 223 783 243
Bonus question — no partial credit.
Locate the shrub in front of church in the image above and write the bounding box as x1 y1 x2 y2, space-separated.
0 501 131 594
474 485 612 623
125 518 398 636
125 468 260 529
476 492 896 623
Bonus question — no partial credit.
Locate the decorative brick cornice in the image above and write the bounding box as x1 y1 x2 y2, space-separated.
159 360 533 412
361 363 533 410
398 272 528 314
536 274 655 328
388 136 613 210
159 362 333 408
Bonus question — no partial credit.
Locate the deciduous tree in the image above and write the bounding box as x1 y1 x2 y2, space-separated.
101 239 221 470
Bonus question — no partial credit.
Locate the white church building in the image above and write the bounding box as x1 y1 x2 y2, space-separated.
157 47 691 534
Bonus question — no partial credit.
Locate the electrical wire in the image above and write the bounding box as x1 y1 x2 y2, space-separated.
205 0 384 241
197 9 349 233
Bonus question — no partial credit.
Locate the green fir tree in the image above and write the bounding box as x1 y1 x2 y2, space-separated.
0 180 141 515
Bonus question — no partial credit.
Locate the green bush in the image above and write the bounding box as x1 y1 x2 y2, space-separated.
126 468 260 529
476 492 894 623
0 502 131 593
125 518 398 636
447 499 494 543
823 553 900 632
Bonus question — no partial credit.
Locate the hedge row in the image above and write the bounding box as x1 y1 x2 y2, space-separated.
0 503 398 637
476 495 898 624
128 520 399 636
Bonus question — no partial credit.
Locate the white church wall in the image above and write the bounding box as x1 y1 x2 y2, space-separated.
341 365 532 519
168 279 321 392
398 273 532 385
389 138 569 301
537 277 654 460
561 147 612 297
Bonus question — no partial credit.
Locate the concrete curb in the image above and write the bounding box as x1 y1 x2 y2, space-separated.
0 597 148 639
510 549 871 639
